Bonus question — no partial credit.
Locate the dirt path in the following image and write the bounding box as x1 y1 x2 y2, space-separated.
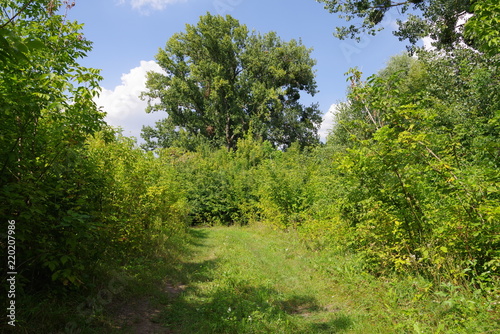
107 280 186 333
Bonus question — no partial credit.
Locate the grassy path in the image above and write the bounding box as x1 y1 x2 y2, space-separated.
155 225 390 334
108 224 497 333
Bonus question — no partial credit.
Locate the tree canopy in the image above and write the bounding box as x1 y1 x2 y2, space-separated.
316 0 500 53
464 0 500 55
141 13 322 151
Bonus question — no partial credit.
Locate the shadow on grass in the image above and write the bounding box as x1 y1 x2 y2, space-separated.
309 314 354 332
185 227 210 247
157 229 354 333
161 281 354 333
45 227 215 334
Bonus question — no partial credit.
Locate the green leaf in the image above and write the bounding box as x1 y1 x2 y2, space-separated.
60 255 70 265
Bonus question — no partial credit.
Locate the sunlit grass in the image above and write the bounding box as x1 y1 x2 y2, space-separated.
17 224 498 333
151 224 498 333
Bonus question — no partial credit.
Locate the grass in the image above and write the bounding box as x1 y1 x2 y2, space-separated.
11 224 499 333
159 225 354 333
154 224 499 333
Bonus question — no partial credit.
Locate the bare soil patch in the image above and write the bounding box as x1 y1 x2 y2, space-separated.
109 280 186 333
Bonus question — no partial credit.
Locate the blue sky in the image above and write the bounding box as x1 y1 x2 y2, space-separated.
68 0 410 142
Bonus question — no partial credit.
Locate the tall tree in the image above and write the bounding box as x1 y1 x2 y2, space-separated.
141 13 321 151
315 0 495 51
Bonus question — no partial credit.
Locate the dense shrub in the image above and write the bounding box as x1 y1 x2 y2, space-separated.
322 51 500 286
86 131 190 260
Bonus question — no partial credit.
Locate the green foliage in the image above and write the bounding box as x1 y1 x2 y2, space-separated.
324 50 500 285
184 149 244 226
0 0 106 288
155 45 499 292
142 13 321 151
2 2 498 331
0 0 51 64
0 1 190 296
464 0 500 56
316 0 479 51
164 137 273 226
255 144 319 229
85 131 190 258
141 117 212 151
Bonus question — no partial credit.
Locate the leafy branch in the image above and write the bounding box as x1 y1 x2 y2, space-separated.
0 0 35 29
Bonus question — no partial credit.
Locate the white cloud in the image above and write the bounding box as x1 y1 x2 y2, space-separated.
318 104 338 143
422 36 436 51
118 0 186 13
94 60 166 142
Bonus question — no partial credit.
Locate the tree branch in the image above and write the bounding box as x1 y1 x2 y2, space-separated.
0 0 35 29
369 1 414 10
